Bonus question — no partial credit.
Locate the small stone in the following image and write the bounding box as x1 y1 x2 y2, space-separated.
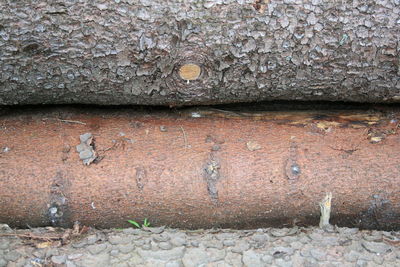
338 238 352 246
150 241 158 250
160 126 167 132
310 248 326 261
262 255 273 264
137 246 185 261
45 248 60 258
275 258 293 267
191 241 200 247
359 252 373 261
123 228 142 235
182 248 209 266
165 261 182 267
134 239 145 246
216 233 237 240
108 235 132 245
225 251 243 266
298 235 311 244
32 250 45 258
72 240 88 248
153 233 170 242
110 249 119 256
339 227 359 235
118 243 135 254
112 260 129 267
211 145 221 151
4 251 21 262
290 241 303 250
363 232 383 242
232 240 250 253
252 234 269 245
158 242 173 250
307 13 318 25
0 239 10 249
356 259 368 267
281 236 298 243
242 250 263 266
86 234 100 245
0 259 7 267
66 260 77 267
142 226 165 234
362 241 391 254
309 232 324 241
126 254 145 266
51 255 67 265
384 251 397 262
271 247 295 258
300 246 311 257
204 240 223 249
79 149 93 159
75 143 86 153
320 236 340 247
67 254 83 260
304 257 318 266
223 239 236 247
142 243 151 250
0 224 12 233
87 243 107 255
291 251 304 266
170 236 187 247
77 253 110 267
207 248 226 262
270 227 298 237
80 133 92 143
348 241 364 252
373 254 384 265
344 250 360 262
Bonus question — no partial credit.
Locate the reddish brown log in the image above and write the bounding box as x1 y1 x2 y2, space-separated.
0 107 399 230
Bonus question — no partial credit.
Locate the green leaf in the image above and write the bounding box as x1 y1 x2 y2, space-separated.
127 220 141 228
143 218 150 227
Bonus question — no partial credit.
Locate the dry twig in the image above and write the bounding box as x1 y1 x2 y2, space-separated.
0 233 61 241
180 126 188 149
58 119 86 125
319 192 333 228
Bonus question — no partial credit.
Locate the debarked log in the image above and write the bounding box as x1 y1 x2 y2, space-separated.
0 107 399 229
0 0 399 106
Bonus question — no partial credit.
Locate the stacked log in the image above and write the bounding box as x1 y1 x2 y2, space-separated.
0 0 399 105
0 107 399 229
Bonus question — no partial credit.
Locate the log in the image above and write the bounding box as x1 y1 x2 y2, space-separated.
0 106 399 229
0 0 399 106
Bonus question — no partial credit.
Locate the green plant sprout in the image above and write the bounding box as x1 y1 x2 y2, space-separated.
127 218 150 228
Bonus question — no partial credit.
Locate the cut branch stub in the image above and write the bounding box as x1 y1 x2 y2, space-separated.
164 47 218 102
179 63 202 81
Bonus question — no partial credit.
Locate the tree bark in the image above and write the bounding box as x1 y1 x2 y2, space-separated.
0 0 399 106
0 106 399 229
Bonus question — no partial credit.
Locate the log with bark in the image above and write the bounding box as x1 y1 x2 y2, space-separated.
0 0 399 106
0 106 399 229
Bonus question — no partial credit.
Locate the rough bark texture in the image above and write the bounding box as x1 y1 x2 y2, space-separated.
0 0 399 106
0 106 399 229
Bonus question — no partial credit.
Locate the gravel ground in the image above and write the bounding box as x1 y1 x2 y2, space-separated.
0 224 399 267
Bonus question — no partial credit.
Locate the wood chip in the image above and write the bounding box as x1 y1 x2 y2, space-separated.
35 241 52 248
246 141 261 151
